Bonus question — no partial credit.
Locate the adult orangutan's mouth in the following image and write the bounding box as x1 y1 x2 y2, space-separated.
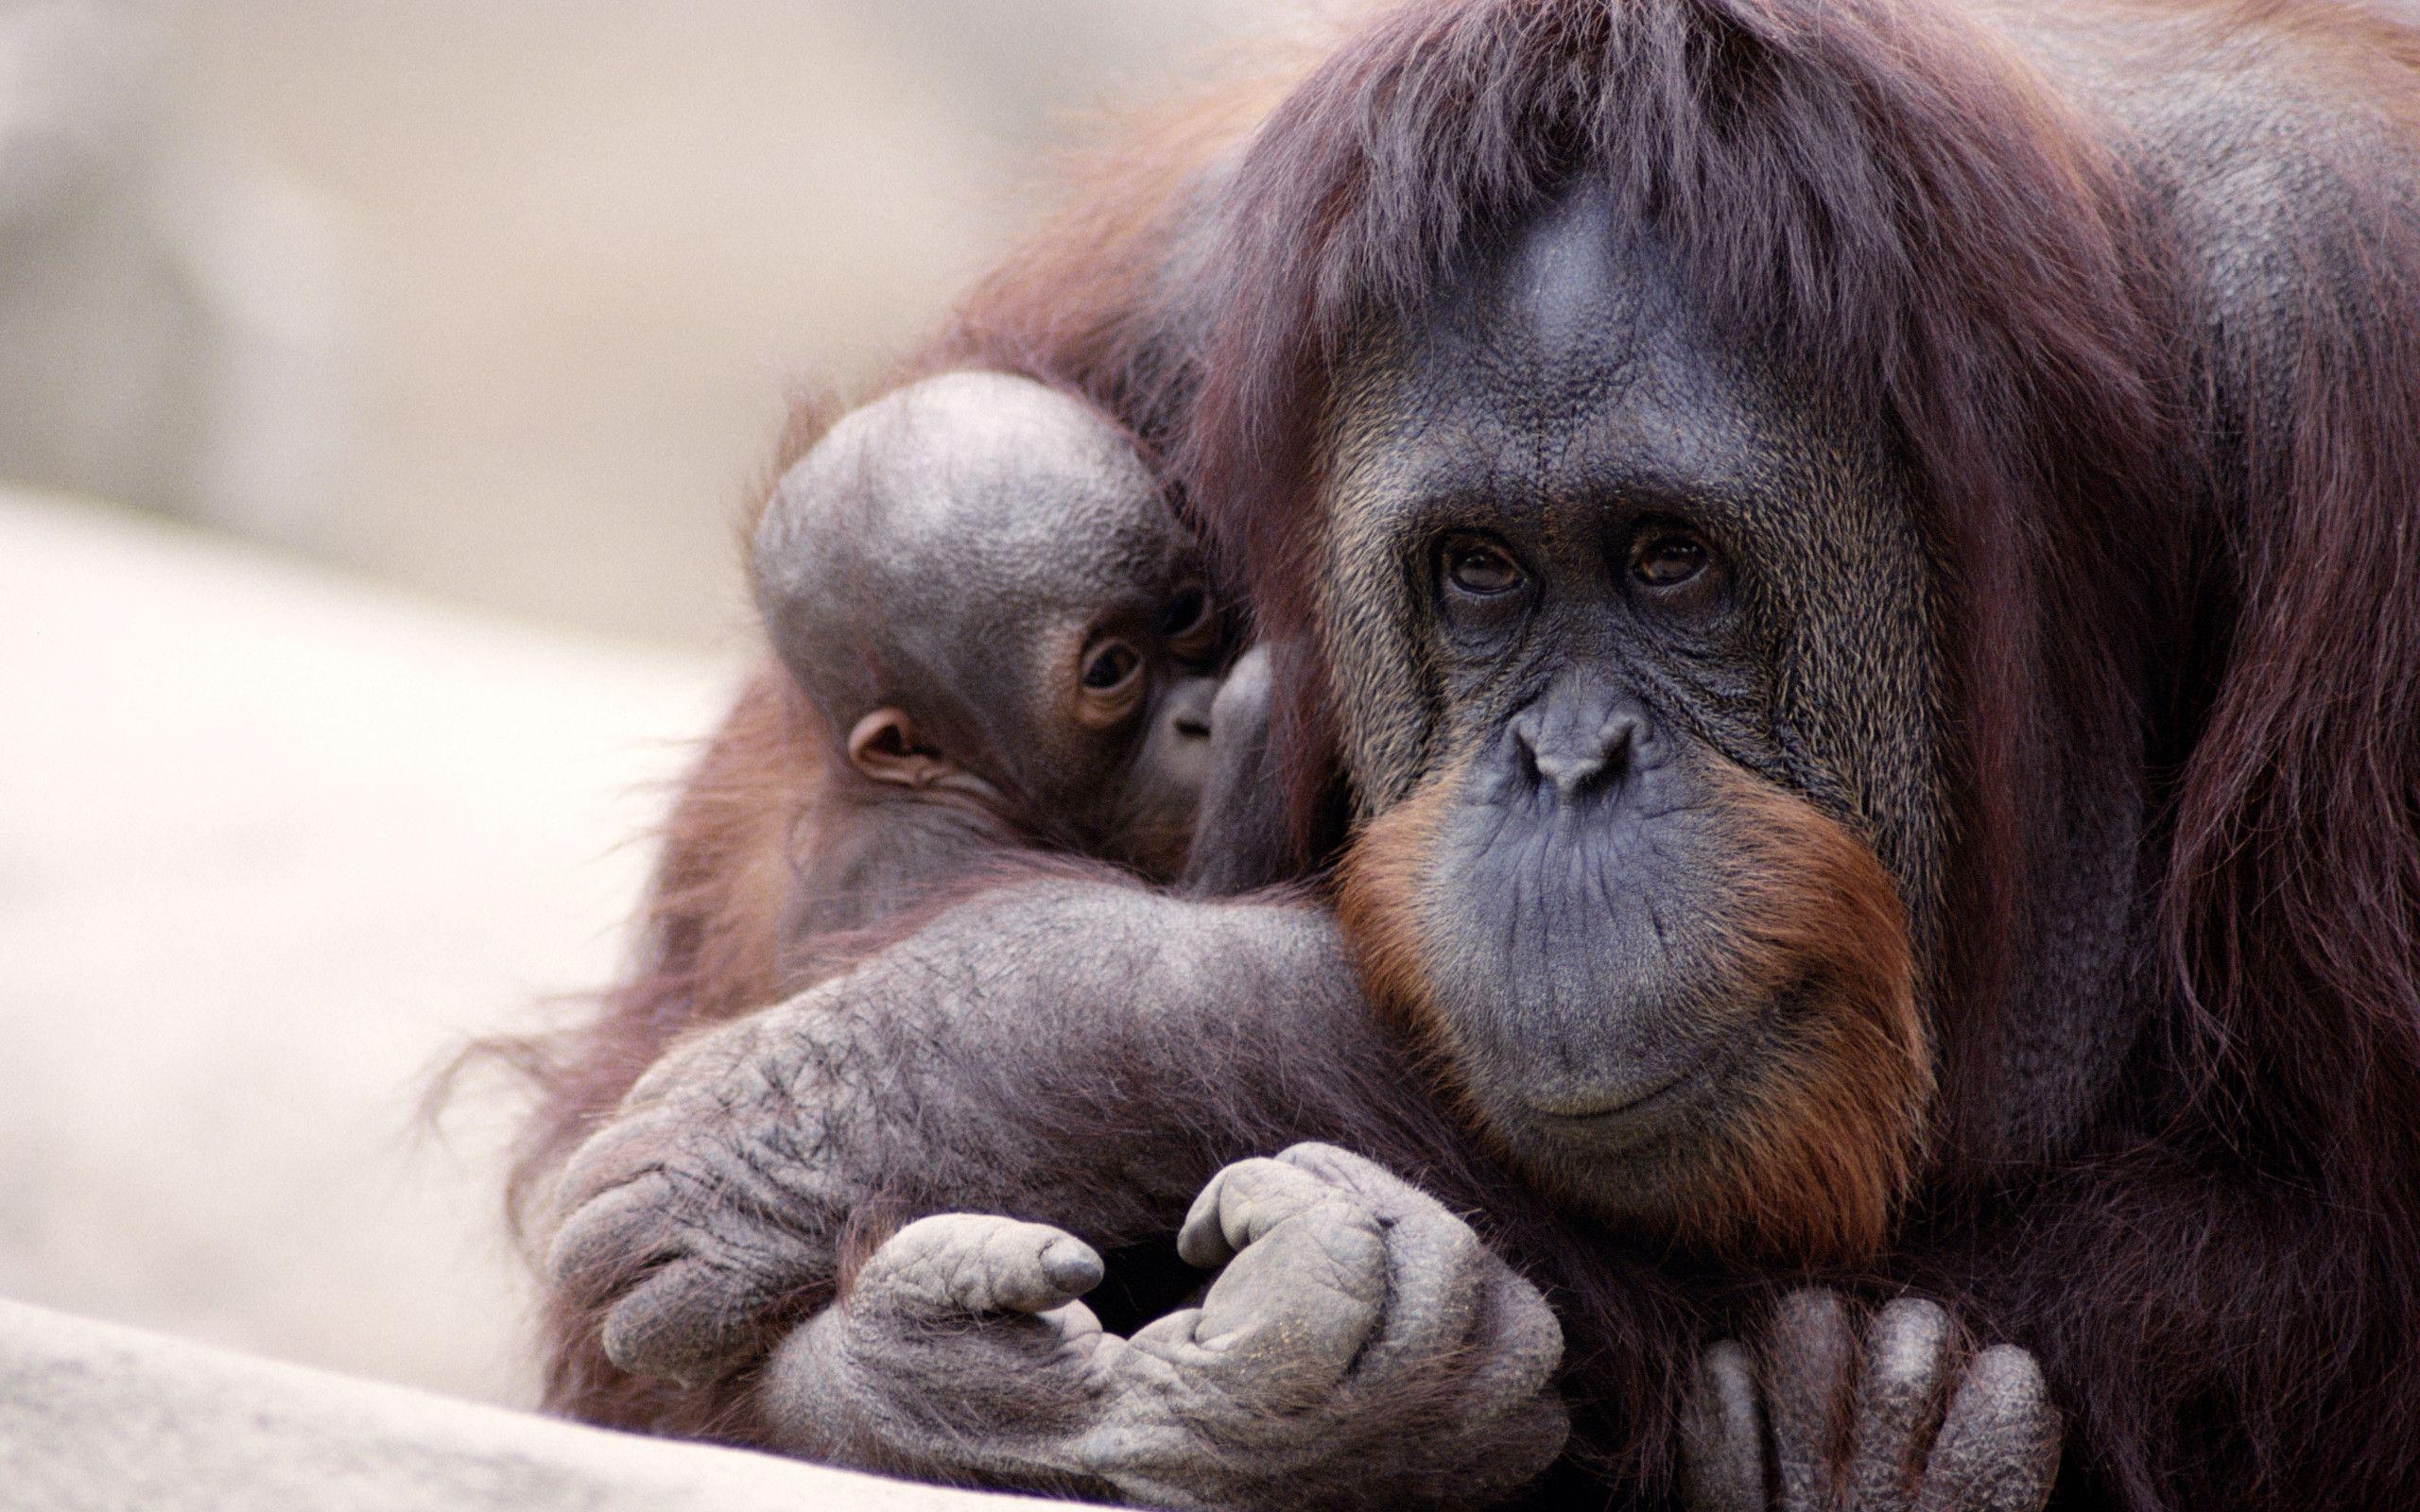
1530 1062 1705 1124
1514 1005 1776 1150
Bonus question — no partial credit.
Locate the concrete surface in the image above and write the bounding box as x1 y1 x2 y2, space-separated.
0 1297 1075 1511
0 488 737 1402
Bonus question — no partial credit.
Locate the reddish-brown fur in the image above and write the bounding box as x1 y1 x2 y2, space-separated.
1696 772 1927 1269
1176 1 2420 1506
509 1 2420 1506
1178 0 2178 1133
495 31 1298 1182
497 662 821 1435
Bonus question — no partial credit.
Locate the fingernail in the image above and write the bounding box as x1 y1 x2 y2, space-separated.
1041 1238 1103 1295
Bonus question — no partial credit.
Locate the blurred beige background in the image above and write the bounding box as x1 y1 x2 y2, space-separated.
14 0 1287 647
172 0 1291 647
0 0 1288 1408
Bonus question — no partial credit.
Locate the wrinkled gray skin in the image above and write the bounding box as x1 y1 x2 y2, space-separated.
761 1144 1564 1509
754 371 1220 876
545 0 2420 1487
1685 1294 2058 1512
547 874 2048 1511
548 884 1569 1508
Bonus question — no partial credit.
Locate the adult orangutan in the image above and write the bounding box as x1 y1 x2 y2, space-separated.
520 1 2420 1508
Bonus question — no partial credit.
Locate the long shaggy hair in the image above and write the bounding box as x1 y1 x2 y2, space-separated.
1170 0 2420 1505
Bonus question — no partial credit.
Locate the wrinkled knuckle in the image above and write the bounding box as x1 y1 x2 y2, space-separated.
885 1212 970 1260
1304 1199 1390 1262
1493 1286 1565 1385
1776 1286 1849 1325
1420 1208 1487 1269
931 1256 990 1309
1967 1343 2051 1415
548 1230 639 1296
1295 1263 1380 1315
980 1218 1053 1266
891 1245 956 1298
557 1121 675 1205
547 1182 684 1295
1278 1142 1408 1206
1871 1297 1955 1388
1221 1155 1295 1194
1214 1159 1315 1227
870 1222 1021 1312
599 1268 700 1349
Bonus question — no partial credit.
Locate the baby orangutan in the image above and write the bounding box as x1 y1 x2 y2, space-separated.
752 369 1230 943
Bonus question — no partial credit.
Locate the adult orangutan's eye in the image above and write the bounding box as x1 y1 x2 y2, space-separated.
1442 535 1526 597
1632 533 1710 588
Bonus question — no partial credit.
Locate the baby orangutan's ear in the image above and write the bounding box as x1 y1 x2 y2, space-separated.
847 709 958 790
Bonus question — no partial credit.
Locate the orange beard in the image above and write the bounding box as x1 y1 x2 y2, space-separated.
1339 755 1930 1266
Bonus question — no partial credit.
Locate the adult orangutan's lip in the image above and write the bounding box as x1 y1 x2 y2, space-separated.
1536 1081 1676 1124
1519 1018 1768 1137
1525 1048 1720 1125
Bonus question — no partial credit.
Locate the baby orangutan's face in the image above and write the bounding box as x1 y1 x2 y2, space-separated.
754 369 1235 882
1057 576 1226 878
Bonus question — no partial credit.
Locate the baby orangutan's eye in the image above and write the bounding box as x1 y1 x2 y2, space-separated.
1082 641 1144 693
1161 585 1221 665
1161 586 1211 640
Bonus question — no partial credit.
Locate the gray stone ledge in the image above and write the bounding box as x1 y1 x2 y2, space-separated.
0 1299 1070 1512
